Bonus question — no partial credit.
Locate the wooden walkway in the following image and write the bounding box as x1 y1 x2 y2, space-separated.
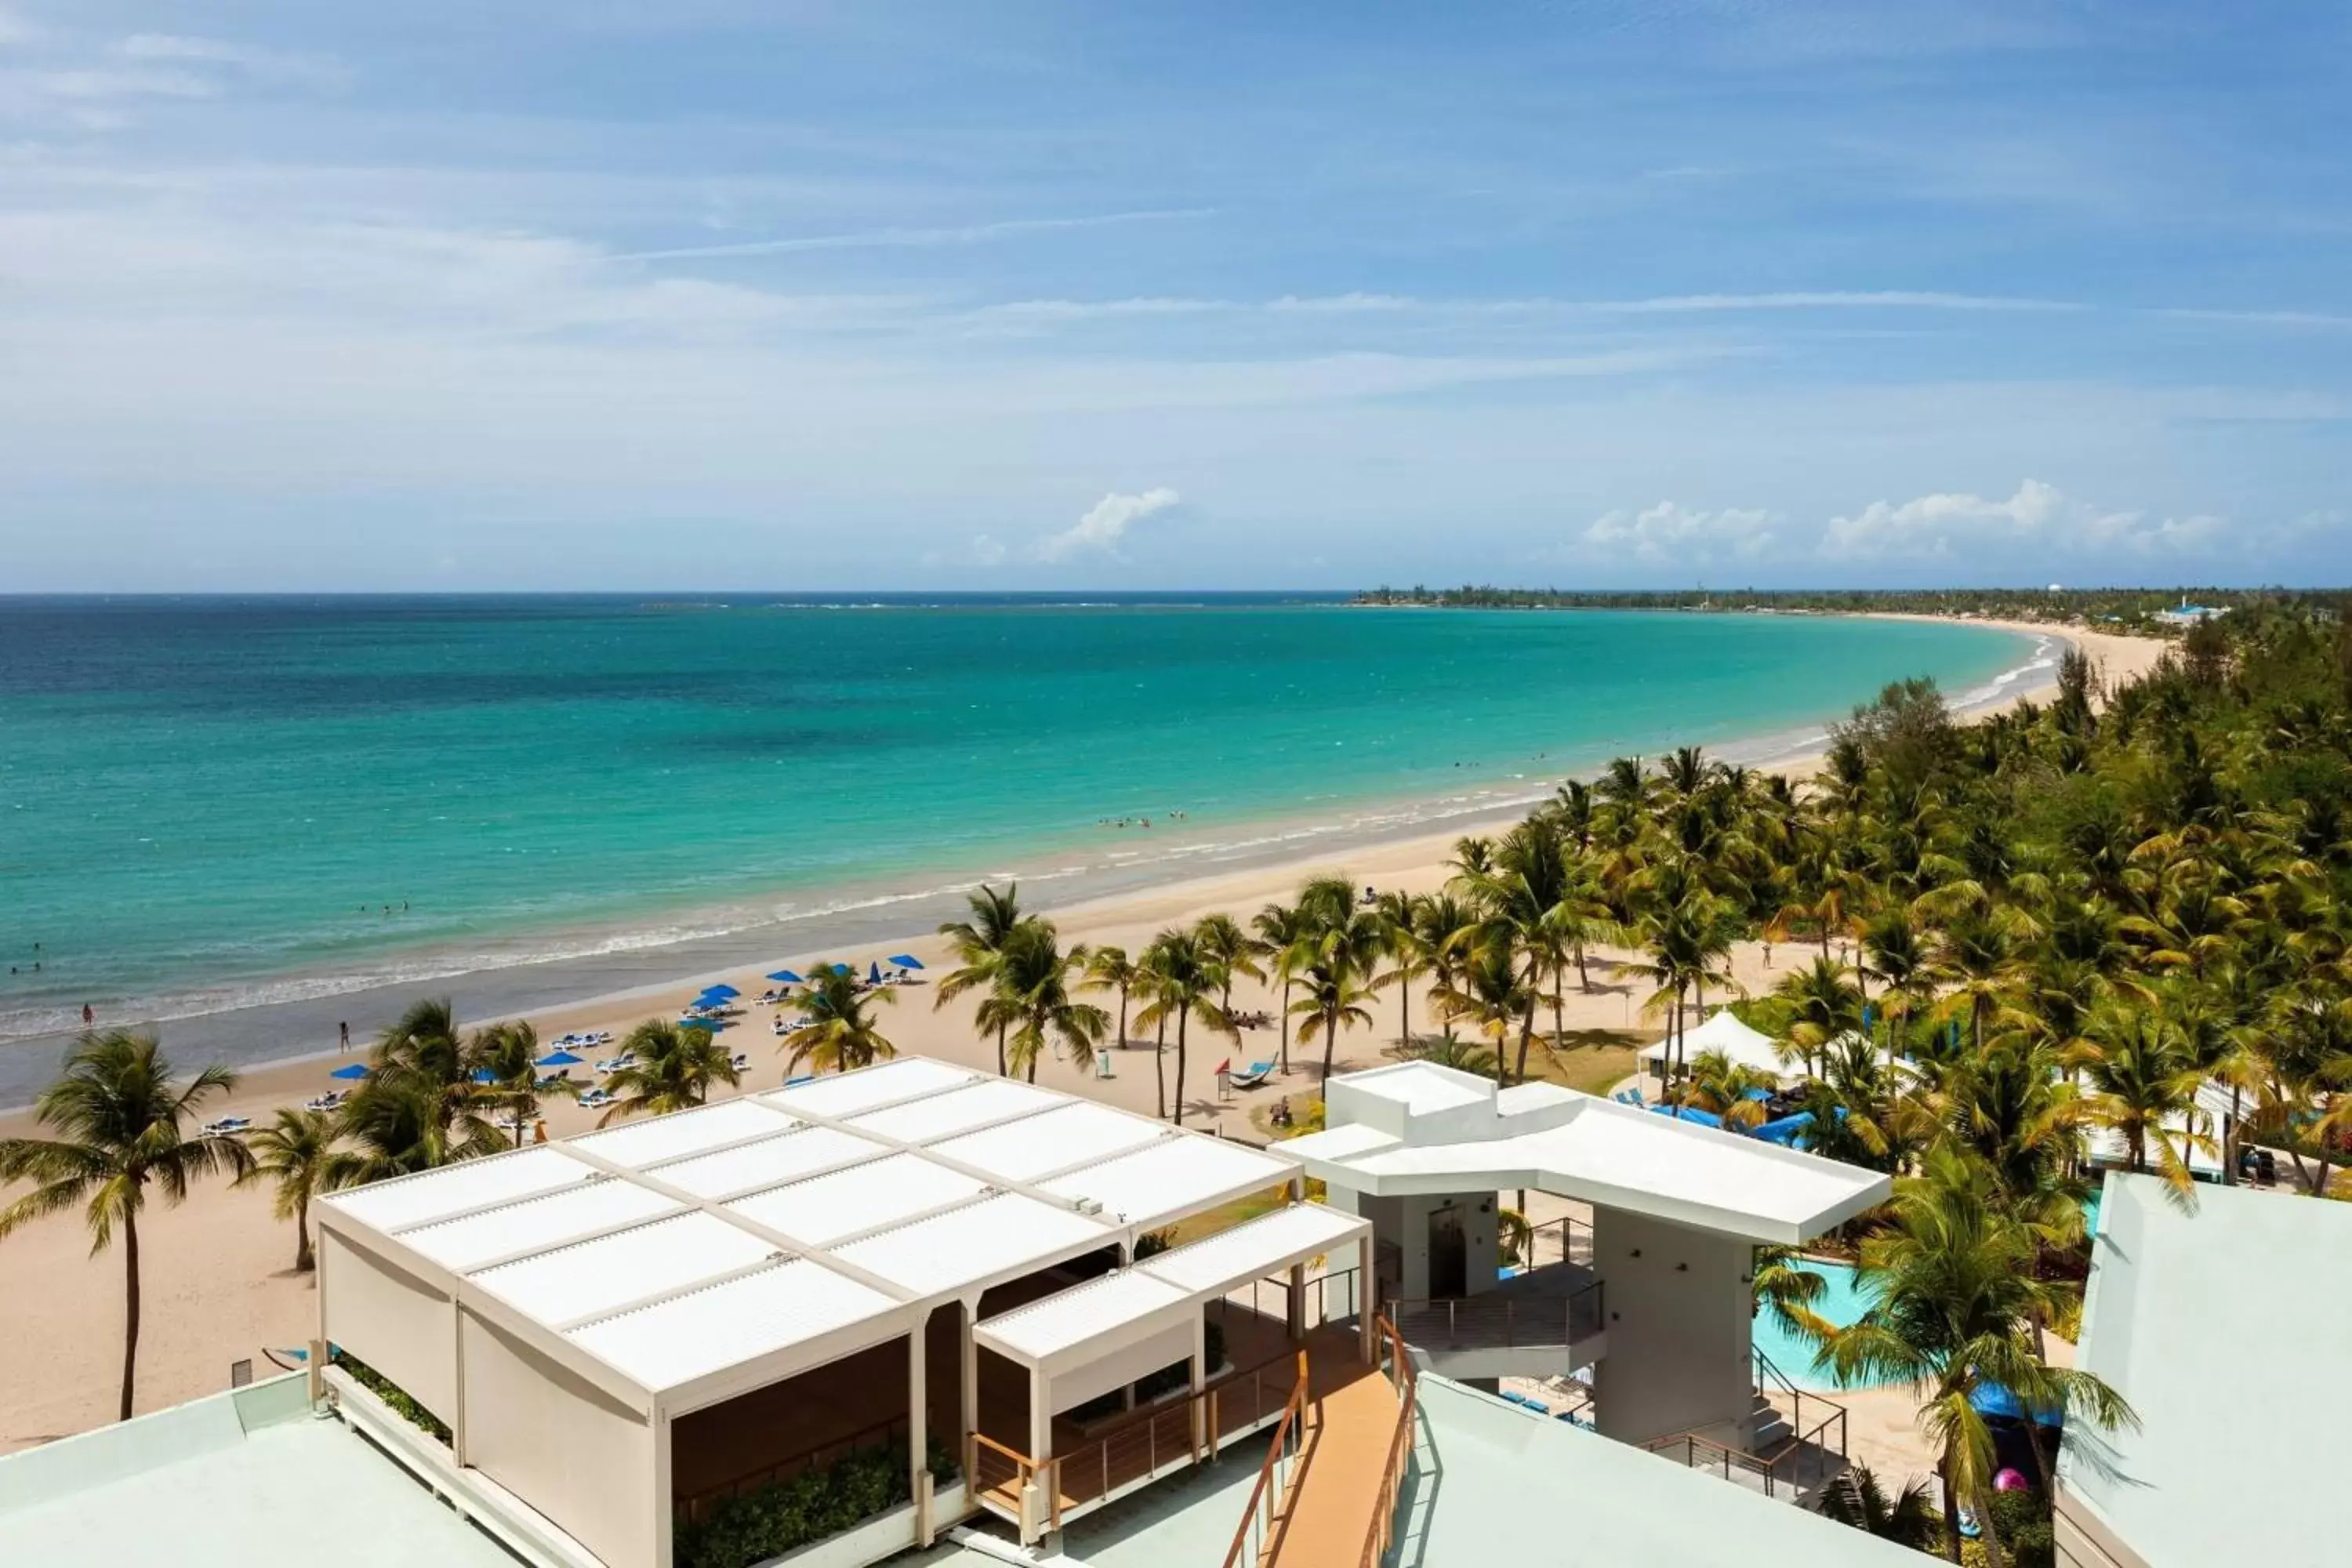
1261 1354 1401 1568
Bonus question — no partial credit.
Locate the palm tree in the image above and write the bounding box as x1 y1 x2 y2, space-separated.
979 920 1107 1082
784 965 898 1076
327 1074 501 1188
1818 1465 1943 1551
1081 944 1140 1051
937 882 1025 1076
1412 891 1477 1042
473 1019 564 1145
1290 909 1383 1089
1682 1049 1780 1131
0 1031 255 1421
1426 941 1530 1077
245 1107 336 1272
1775 953 1864 1079
1625 880 1738 1108
1250 901 1315 1075
1369 889 1429 1051
1809 1147 2135 1563
1132 925 1233 1126
350 996 504 1156
1192 913 1261 1018
601 1018 740 1124
2080 1004 2212 1196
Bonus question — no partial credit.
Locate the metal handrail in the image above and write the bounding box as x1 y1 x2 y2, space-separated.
1388 1276 1605 1350
1638 1403 1850 1501
1220 1352 1312 1568
1357 1316 1418 1568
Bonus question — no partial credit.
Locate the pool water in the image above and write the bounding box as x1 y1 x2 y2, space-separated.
1751 1261 1896 1391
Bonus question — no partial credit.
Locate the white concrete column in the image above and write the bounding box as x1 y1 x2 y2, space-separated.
652 1413 675 1568
960 1298 981 1485
1589 1207 1756 1447
909 1319 932 1547
1359 1234 1377 1363
1287 1260 1305 1338
1190 1312 1209 1457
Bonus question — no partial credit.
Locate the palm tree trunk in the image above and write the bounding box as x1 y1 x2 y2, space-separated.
1576 942 1591 992
996 1021 1008 1078
295 1192 314 1272
1154 1017 1167 1119
1937 1454 1963 1564
1173 1013 1189 1127
1279 980 1293 1073
1552 969 1566 1051
1321 1007 1338 1088
120 1207 141 1422
1513 994 1534 1085
1117 986 1130 1051
1399 975 1410 1052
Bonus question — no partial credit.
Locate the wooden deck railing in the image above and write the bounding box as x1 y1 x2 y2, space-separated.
1219 1352 1312 1568
1356 1316 1417 1568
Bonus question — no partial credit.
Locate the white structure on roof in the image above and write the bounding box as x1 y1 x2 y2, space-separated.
2055 1175 2351 1568
1276 1058 1888 1456
1636 1008 1790 1083
310 1056 1311 1568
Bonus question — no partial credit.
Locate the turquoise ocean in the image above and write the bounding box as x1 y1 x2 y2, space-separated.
0 595 2038 1100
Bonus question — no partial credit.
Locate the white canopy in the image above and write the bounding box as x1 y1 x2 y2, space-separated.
1638 1009 1789 1080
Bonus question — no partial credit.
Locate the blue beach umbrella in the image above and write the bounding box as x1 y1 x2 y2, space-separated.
1970 1381 2063 1427
328 1063 370 1081
867 961 883 984
767 970 804 985
470 1068 495 1083
887 955 924 971
536 1050 583 1068
702 983 740 999
830 963 853 977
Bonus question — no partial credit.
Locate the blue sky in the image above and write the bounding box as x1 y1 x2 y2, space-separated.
1 1 2347 590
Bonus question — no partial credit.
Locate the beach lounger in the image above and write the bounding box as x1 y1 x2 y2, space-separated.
1611 1087 1646 1107
1229 1059 1276 1089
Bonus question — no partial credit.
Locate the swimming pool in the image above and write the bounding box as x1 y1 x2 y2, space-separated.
1751 1261 1897 1391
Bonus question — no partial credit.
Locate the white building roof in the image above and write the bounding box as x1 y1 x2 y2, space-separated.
1636 1010 1788 1080
645 1124 891 1200
977 1269 1192 1366
567 1258 905 1398
470 1212 779 1327
568 1098 798 1169
2059 1176 2352 1567
315 1057 1301 1408
844 1077 1063 1144
1343 1060 1493 1113
726 1151 988 1247
397 1178 684 1272
1137 1203 1370 1294
928 1100 1168 1183
1039 1135 1294 1228
1288 1065 1887 1244
764 1057 973 1118
832 1191 1112 1298
320 1145 597 1232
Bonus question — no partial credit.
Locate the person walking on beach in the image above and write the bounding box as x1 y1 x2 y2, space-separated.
82 1002 93 1027
339 1021 350 1052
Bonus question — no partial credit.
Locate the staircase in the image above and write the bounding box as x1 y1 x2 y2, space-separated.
1225 1319 1417 1568
1635 1351 1849 1508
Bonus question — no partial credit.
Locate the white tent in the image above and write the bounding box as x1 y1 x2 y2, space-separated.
1637 1010 1790 1082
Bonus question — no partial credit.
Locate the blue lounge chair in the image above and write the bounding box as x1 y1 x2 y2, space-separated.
1611 1087 1646 1107
1229 1060 1276 1089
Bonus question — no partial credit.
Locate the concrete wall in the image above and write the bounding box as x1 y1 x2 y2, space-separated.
460 1309 657 1568
1588 1209 1754 1447
1357 1191 1499 1301
2054 1486 2147 1568
320 1229 458 1428
1047 1319 1197 1414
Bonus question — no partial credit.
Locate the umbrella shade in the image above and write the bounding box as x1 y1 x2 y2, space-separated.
470 1069 496 1083
328 1064 370 1081
1970 1381 2063 1427
830 963 853 976
702 984 740 999
887 955 924 970
535 1050 584 1068
767 970 804 984
868 962 883 983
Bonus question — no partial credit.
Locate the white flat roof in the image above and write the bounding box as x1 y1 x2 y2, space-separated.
1287 1075 1888 1244
568 1098 799 1169
978 1269 1191 1365
833 1191 1112 1298
315 1057 1301 1406
2060 1176 2352 1566
321 1145 597 1232
727 1152 988 1247
764 1057 973 1119
1040 1135 1294 1228
567 1258 905 1396
844 1077 1063 1144
647 1125 892 1200
929 1100 1168 1183
397 1178 684 1272
1138 1203 1370 1294
470 1212 779 1327
1344 1061 1492 1113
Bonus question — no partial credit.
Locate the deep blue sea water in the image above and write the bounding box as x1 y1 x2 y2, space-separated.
0 594 2034 1080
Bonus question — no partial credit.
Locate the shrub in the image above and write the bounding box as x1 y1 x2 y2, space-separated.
676 1436 955 1568
332 1350 450 1443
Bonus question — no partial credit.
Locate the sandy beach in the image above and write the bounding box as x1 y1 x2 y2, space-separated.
0 616 2165 1454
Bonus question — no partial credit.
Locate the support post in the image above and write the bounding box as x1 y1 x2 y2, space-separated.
1287 1260 1306 1340
1190 1312 1209 1460
1359 1234 1377 1363
909 1318 932 1548
1026 1363 1053 1547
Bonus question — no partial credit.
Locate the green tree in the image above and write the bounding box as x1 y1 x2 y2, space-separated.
1133 925 1234 1126
937 883 1025 1076
244 1107 336 1272
601 1018 742 1124
979 921 1107 1082
1081 944 1140 1052
785 966 898 1076
1818 1465 1944 1552
0 1031 255 1421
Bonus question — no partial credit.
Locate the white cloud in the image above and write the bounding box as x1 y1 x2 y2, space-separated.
611 209 1211 263
1032 488 1180 562
1581 501 1776 564
1820 478 2223 560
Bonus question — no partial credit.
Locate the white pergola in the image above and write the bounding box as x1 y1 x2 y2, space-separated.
312 1057 1306 1568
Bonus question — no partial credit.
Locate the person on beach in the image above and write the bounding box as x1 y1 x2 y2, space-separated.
339 1021 350 1051
82 1002 93 1026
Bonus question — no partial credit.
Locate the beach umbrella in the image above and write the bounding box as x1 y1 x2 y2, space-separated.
1969 1381 2063 1427
328 1063 370 1081
702 983 740 999
830 963 853 976
470 1068 495 1084
867 961 883 984
535 1050 583 1068
767 970 804 985
887 955 924 971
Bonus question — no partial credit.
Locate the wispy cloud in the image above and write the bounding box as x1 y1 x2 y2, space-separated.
2157 307 2352 332
1581 501 1777 565
1820 479 2224 561
611 209 1213 263
1033 488 1181 562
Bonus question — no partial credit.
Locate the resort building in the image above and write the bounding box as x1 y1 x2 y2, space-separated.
2053 1174 2348 1568
1 1054 1918 1568
1273 1059 1889 1462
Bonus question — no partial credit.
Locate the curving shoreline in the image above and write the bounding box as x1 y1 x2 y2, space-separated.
0 615 2145 1114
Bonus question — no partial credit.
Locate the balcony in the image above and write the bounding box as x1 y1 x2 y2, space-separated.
1390 1262 1607 1380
